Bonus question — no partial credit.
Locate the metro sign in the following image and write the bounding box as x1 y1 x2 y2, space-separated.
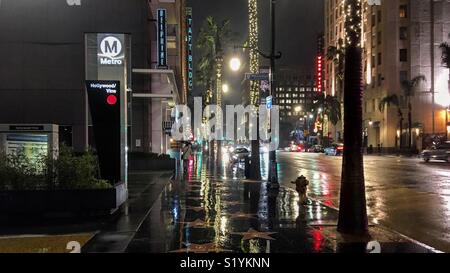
368 0 381 6
66 0 81 6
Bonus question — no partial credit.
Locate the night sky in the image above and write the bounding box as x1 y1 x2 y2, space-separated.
187 0 324 103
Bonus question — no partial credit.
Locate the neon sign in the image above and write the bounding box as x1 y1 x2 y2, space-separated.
186 8 194 91
316 55 323 93
157 9 168 68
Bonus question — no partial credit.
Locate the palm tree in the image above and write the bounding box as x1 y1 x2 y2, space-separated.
313 93 342 144
196 17 234 160
401 75 426 149
327 38 345 99
439 42 450 140
440 42 450 74
337 0 368 235
379 95 404 149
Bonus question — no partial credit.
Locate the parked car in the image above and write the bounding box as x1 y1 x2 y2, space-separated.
421 141 450 162
324 143 344 156
289 144 304 152
230 147 250 163
307 145 324 153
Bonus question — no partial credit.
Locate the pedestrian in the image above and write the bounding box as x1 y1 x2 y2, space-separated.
182 142 193 173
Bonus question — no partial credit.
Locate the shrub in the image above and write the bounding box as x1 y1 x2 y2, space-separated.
0 146 111 191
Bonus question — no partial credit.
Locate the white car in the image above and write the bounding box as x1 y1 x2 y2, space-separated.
230 147 250 163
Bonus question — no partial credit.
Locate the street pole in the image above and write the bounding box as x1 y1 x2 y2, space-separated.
446 106 449 141
268 0 279 187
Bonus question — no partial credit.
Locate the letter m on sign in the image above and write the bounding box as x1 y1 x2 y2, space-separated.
67 0 81 6
368 0 381 6
105 41 118 54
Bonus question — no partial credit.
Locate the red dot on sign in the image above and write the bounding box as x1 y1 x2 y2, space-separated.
106 95 117 105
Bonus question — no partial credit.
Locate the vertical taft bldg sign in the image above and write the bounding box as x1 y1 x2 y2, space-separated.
186 7 193 91
158 9 168 68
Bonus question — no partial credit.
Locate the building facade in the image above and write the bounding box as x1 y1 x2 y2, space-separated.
274 68 317 146
324 0 450 152
0 0 188 154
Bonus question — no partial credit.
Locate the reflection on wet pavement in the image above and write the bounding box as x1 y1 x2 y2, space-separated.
276 152 450 252
126 153 335 253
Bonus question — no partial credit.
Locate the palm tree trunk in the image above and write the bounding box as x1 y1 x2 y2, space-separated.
337 44 368 235
249 112 261 180
399 117 404 149
408 102 412 149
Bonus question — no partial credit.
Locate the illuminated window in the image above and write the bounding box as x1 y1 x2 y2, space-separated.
399 5 407 18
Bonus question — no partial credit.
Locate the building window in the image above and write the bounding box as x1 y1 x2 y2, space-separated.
400 27 408 40
400 70 408 83
378 52 382 65
377 10 382 23
377 31 382 45
399 48 408 62
378 74 382 86
399 5 407 18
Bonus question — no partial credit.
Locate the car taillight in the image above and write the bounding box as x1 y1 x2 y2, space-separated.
337 147 344 151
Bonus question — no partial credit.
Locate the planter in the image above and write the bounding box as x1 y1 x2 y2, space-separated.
0 183 127 216
128 154 175 171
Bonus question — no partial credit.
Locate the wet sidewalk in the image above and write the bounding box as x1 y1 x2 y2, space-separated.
125 155 437 253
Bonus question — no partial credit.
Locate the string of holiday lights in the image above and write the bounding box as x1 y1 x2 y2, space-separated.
248 0 260 105
345 0 362 48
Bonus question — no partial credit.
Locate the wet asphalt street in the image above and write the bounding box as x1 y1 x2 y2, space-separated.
276 152 450 252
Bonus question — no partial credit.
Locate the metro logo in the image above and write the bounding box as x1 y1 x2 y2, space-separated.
66 0 81 6
367 0 381 6
98 36 124 66
99 37 122 58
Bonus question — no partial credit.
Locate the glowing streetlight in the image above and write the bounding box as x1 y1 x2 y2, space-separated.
229 57 242 72
222 83 229 93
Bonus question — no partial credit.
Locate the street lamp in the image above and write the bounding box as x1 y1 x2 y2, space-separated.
229 57 242 72
222 83 229 93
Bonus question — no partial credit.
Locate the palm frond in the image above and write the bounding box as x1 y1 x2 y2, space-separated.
378 94 399 112
439 42 450 68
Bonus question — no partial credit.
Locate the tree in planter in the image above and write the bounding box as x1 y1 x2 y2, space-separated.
337 0 368 235
401 75 426 149
379 94 404 149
